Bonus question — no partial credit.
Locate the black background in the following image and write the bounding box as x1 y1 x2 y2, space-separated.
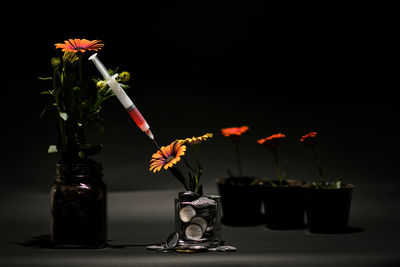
2 1 399 193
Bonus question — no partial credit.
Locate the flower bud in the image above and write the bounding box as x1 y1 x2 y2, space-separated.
51 57 61 68
96 80 107 91
119 71 131 82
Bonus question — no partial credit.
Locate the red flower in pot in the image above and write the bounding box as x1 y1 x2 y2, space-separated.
301 131 354 233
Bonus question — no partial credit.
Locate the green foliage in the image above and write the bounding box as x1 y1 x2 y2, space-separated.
312 177 342 189
40 52 130 163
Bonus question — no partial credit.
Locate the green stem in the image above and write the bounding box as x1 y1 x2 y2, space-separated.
54 67 67 155
312 148 326 188
194 144 200 193
234 141 243 177
52 68 57 92
78 53 83 86
272 149 282 187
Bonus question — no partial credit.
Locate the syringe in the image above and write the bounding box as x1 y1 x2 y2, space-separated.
89 53 159 148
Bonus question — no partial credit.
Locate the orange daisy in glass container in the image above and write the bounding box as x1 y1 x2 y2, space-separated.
55 39 104 54
150 141 187 173
257 133 286 150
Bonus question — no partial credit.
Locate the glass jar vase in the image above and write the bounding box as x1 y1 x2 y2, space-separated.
175 192 221 248
50 161 107 248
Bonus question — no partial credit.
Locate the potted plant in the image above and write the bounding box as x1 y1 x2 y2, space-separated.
149 133 222 249
300 132 354 234
40 39 131 247
258 133 307 230
216 126 264 226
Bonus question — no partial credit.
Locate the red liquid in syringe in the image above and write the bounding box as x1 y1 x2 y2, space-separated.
128 107 147 129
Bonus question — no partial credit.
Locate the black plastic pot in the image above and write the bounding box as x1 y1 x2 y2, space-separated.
306 185 354 234
216 177 264 226
263 180 307 230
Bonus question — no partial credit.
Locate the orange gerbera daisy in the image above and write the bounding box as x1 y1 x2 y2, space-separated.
178 133 213 145
257 133 286 149
55 39 104 53
150 141 187 173
300 131 318 147
221 126 249 137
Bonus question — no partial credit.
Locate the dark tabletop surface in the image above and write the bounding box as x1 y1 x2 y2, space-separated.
1 184 399 267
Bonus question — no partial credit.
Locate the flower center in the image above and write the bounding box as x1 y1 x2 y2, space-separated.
166 155 175 163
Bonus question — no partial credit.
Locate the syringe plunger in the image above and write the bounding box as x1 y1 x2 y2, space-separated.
89 53 110 80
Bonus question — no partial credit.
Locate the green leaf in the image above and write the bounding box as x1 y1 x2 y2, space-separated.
169 167 189 191
78 151 85 159
187 172 195 192
59 112 68 121
48 145 58 154
40 90 54 96
40 103 57 118
120 84 131 90
183 159 195 172
82 144 103 156
312 182 320 189
265 178 278 187
38 77 52 81
331 178 342 189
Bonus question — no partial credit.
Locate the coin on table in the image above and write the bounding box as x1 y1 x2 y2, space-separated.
166 232 179 248
217 245 237 252
146 244 165 250
185 224 203 240
179 205 196 222
176 245 208 253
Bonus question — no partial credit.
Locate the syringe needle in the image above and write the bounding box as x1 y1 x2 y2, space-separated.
152 138 161 150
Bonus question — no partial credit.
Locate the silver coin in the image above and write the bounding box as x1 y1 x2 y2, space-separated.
185 224 203 240
166 232 179 248
189 196 216 208
146 244 165 250
217 245 237 252
179 205 196 222
158 248 175 253
187 245 207 250
190 217 207 232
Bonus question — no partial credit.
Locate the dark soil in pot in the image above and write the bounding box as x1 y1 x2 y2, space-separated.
263 179 307 230
217 177 264 226
306 184 354 234
50 161 107 248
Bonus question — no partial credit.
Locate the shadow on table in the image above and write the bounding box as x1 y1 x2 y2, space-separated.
308 226 365 235
16 235 154 249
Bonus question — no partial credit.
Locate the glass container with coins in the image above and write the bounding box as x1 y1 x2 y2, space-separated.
175 192 222 248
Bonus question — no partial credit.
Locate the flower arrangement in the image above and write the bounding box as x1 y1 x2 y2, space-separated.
221 126 249 177
300 131 341 189
150 133 213 195
40 39 131 162
257 133 288 187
